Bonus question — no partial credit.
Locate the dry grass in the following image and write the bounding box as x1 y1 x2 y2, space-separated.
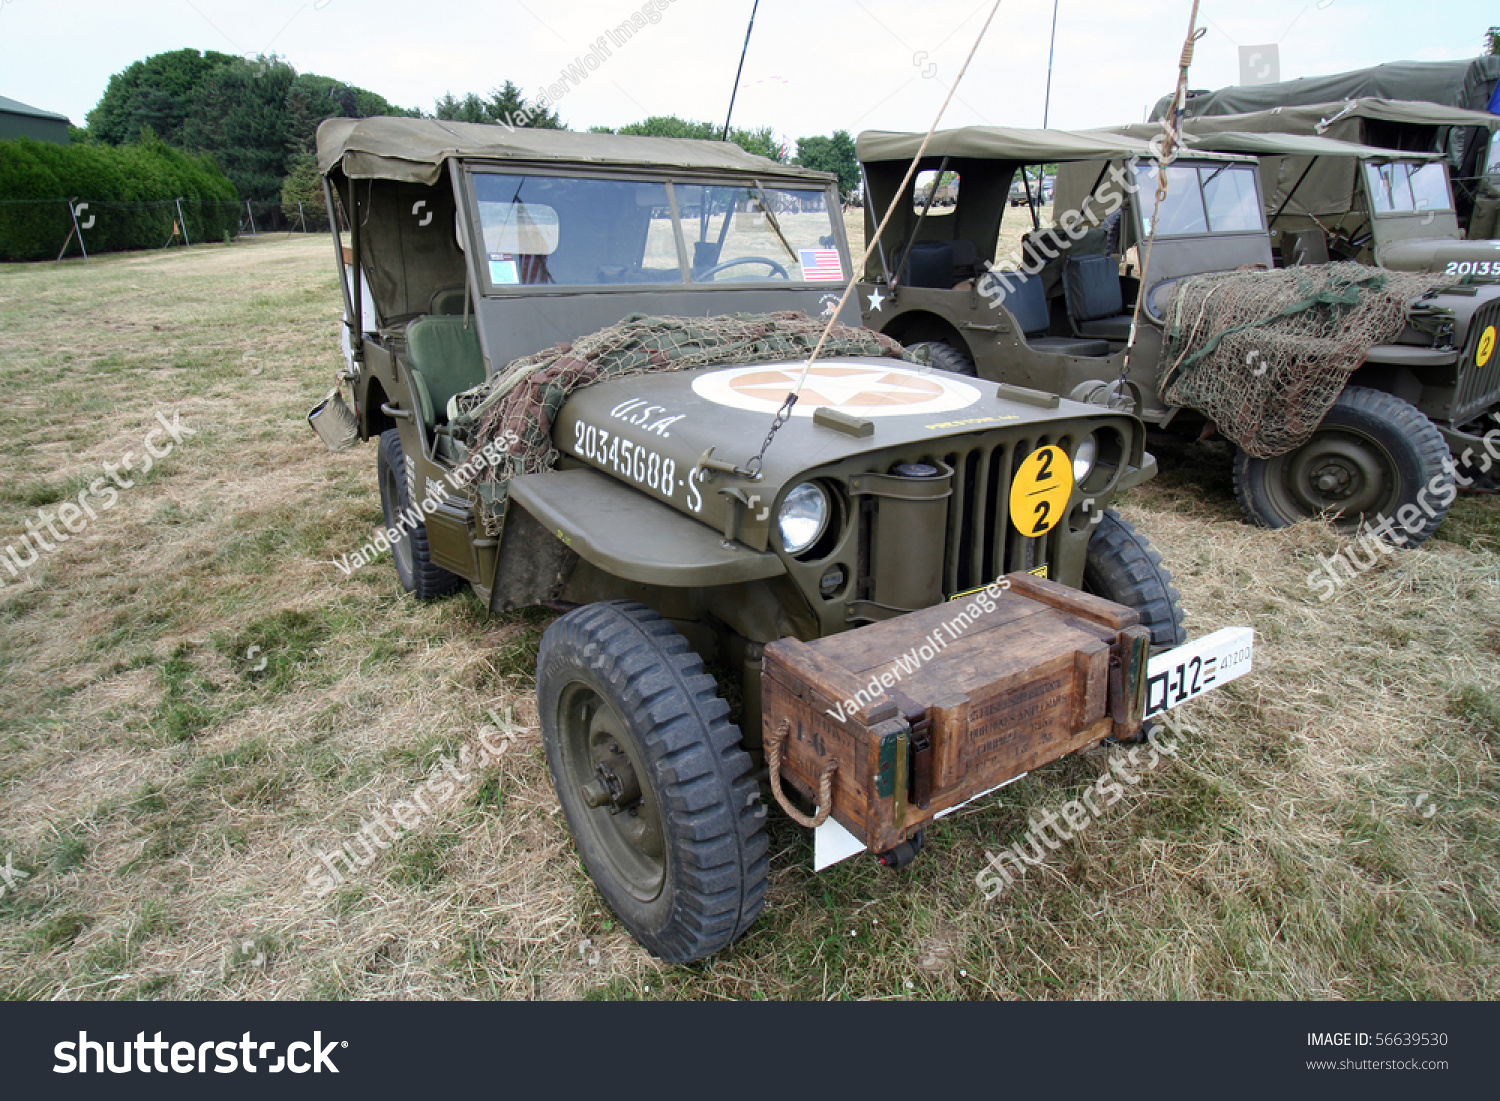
0 235 1496 1001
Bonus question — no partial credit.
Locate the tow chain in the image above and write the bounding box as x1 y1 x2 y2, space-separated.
744 393 798 480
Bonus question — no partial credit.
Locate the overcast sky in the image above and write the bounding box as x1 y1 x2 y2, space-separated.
2 0 1494 145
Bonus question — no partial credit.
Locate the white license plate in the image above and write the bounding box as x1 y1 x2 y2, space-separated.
1143 626 1254 718
811 626 1254 871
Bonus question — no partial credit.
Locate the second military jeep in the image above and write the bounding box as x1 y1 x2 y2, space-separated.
312 117 1194 962
858 125 1500 543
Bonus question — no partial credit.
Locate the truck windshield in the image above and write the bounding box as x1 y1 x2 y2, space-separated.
1133 163 1263 237
1364 161 1454 215
470 171 841 289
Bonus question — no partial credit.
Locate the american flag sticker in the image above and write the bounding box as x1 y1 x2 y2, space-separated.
798 248 844 282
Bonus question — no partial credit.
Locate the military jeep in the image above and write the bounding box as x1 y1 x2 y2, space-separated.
1092 117 1500 275
312 117 1190 962
858 125 1500 541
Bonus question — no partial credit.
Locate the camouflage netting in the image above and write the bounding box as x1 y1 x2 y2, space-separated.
449 311 918 533
1157 263 1454 458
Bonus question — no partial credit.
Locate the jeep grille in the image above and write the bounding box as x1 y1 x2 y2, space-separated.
941 431 1069 594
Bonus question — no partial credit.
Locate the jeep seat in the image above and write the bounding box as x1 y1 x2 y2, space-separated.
991 272 1111 357
404 315 487 430
900 240 981 288
1062 254 1134 342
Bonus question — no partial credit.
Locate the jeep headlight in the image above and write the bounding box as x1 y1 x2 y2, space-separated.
778 483 829 555
1073 434 1099 483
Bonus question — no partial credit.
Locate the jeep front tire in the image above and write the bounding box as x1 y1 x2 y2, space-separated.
537 600 768 963
1232 386 1452 545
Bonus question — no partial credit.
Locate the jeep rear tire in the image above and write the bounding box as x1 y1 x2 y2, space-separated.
911 340 976 377
1232 387 1452 546
537 600 768 964
376 429 462 600
1082 510 1186 652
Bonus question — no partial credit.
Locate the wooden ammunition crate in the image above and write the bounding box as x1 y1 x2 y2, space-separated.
762 573 1151 854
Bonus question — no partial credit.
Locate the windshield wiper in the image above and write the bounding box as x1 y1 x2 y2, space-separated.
751 181 799 265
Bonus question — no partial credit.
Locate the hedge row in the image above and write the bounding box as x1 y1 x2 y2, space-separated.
0 137 240 261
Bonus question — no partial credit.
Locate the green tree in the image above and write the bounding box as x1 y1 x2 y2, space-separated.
280 153 328 228
183 57 298 203
598 116 785 161
433 82 564 129
1487 26 1499 54
86 48 239 145
794 130 858 197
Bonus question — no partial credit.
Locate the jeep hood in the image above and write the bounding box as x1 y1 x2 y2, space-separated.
552 356 1133 552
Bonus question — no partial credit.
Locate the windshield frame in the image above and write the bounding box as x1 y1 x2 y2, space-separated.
1361 159 1456 220
457 161 849 297
1130 159 1267 240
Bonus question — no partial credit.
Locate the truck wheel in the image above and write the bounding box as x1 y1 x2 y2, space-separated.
537 600 768 963
1082 510 1186 651
1231 387 1451 546
910 340 976 377
376 429 462 600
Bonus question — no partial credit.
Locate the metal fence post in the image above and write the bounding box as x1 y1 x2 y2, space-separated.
245 199 259 236
175 197 191 246
67 198 89 264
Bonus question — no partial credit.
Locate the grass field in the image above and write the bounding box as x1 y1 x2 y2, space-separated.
0 234 1496 1001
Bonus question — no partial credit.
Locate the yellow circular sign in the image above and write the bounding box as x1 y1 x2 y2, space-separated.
1477 326 1496 368
1009 445 1073 538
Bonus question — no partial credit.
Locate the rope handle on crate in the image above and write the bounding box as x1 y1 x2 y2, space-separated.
766 719 838 830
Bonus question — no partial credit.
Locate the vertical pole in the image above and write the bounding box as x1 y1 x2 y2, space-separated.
175 198 191 246
298 201 306 233
1042 0 1060 128
246 199 259 236
721 0 760 141
68 198 89 264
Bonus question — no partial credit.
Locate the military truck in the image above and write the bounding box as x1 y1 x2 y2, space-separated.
857 125 1500 539
310 117 1204 962
1151 57 1500 234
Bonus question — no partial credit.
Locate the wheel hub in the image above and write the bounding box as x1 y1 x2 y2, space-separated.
1311 460 1357 498
581 747 642 814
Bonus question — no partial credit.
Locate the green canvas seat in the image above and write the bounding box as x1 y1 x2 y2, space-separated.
404 315 486 430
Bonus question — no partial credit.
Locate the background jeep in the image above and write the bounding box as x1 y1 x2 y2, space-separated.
858 124 1500 542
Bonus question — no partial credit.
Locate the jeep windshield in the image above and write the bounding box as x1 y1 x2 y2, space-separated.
468 171 844 290
1134 162 1264 237
1363 161 1455 216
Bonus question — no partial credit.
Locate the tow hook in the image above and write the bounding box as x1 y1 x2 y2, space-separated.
876 829 924 870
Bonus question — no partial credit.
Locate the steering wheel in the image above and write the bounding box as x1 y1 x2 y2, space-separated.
697 256 790 281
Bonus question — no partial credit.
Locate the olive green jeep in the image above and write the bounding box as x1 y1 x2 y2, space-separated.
311 117 1190 962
